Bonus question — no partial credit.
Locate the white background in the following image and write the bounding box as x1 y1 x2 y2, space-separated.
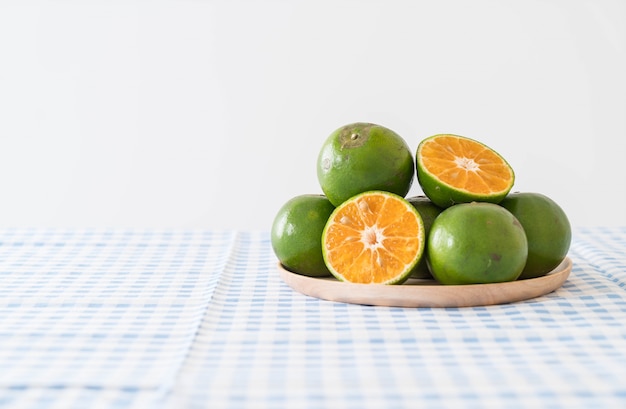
1 0 624 230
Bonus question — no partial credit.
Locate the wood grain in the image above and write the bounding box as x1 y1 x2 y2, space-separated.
278 257 572 308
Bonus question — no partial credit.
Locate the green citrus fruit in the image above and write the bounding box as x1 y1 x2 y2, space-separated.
317 122 414 207
271 194 335 277
427 202 528 285
499 192 571 279
416 134 515 208
322 191 425 285
406 195 442 279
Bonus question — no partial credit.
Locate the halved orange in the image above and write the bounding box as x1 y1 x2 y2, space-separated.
321 191 425 285
416 134 515 208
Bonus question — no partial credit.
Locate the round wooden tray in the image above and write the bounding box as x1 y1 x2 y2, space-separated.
278 257 572 307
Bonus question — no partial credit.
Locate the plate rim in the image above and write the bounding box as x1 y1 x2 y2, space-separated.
278 257 572 308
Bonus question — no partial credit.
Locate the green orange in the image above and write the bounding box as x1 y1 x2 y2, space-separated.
406 195 442 279
317 122 414 207
322 191 425 285
416 134 515 208
271 194 335 277
500 192 571 279
427 202 528 285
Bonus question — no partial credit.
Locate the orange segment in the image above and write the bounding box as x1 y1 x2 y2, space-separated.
322 191 425 285
416 134 515 208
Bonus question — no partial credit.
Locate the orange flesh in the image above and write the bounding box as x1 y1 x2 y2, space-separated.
420 136 513 194
324 193 422 284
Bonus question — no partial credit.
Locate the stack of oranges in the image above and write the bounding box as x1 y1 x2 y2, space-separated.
271 122 571 285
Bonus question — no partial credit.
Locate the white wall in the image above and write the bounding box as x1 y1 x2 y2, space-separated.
1 0 624 230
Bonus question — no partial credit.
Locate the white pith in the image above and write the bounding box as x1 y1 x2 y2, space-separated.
454 156 480 172
360 225 386 267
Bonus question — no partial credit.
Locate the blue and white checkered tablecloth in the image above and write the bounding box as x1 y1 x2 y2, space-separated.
0 227 625 409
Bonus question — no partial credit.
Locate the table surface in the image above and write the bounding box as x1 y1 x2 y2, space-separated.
0 227 625 409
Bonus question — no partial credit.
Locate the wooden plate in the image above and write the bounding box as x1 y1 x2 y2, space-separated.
278 257 572 308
